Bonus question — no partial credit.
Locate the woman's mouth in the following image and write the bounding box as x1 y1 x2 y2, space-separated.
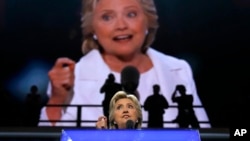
122 115 130 118
113 35 133 41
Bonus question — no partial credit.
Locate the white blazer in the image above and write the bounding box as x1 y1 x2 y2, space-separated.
39 48 210 128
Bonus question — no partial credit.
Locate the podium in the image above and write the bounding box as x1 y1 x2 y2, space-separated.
60 129 201 141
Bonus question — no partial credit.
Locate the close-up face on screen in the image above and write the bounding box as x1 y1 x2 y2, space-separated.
0 0 249 140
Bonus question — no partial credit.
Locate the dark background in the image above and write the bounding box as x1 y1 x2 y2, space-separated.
0 0 249 128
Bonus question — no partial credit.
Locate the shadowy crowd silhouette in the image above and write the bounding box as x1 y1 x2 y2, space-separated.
0 74 200 128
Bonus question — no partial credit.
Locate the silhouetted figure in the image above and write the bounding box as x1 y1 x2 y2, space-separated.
144 84 169 128
171 85 200 128
100 73 122 127
23 85 42 127
121 66 140 100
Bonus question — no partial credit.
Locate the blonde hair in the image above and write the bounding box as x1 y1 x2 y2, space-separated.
81 0 159 54
109 91 142 129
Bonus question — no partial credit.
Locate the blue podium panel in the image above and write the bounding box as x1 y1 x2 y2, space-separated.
60 129 201 141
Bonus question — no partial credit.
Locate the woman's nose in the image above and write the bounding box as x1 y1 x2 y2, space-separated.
115 16 128 31
123 108 129 113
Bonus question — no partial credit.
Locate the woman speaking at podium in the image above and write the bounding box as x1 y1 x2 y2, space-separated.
96 91 142 129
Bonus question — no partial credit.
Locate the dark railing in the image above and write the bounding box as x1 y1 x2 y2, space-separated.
40 104 211 127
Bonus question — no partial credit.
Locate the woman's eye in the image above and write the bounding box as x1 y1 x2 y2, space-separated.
128 105 134 109
102 15 112 21
117 105 122 110
127 12 137 18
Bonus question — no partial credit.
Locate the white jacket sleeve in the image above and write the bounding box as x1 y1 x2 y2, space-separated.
38 82 79 127
38 107 52 126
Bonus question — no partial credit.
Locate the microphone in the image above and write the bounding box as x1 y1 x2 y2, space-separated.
126 120 135 129
121 66 140 95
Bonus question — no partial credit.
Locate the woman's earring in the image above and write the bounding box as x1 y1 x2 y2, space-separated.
145 30 148 35
93 34 98 40
114 121 118 129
